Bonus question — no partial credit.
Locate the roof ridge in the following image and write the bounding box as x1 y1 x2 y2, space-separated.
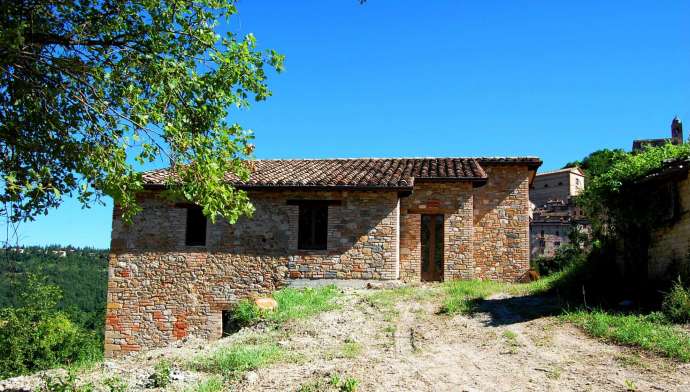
249 156 540 161
141 156 541 189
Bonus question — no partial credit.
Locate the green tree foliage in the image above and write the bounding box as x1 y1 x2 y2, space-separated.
0 274 101 379
0 247 108 332
562 148 628 179
577 143 690 238
0 0 284 223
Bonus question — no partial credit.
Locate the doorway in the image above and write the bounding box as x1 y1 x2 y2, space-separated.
421 214 444 282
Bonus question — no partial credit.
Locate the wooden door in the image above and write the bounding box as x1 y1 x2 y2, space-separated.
421 214 444 282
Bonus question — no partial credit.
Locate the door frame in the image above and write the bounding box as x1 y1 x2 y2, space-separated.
420 214 444 282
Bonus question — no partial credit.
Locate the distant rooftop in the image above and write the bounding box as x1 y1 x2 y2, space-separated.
536 167 585 177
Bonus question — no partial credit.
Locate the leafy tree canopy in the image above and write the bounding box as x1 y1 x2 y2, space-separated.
577 143 690 237
0 0 284 223
562 148 628 180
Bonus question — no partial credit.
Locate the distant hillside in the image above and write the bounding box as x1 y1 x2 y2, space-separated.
0 246 109 332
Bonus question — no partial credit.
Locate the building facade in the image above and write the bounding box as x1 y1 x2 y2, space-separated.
529 167 586 259
105 157 540 356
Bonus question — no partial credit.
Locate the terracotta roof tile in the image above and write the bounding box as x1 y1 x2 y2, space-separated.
142 157 541 189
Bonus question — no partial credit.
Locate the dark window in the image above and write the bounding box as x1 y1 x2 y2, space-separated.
544 184 549 188
554 241 561 247
558 181 563 186
555 231 560 236
185 206 207 246
656 182 680 222
298 203 328 250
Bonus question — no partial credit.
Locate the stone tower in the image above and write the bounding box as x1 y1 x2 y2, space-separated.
672 116 683 145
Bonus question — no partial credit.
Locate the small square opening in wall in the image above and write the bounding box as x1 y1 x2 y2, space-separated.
221 309 241 336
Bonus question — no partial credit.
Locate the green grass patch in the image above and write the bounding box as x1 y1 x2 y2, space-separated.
269 285 341 323
232 285 342 328
186 375 224 392
563 310 690 362
440 273 564 314
190 336 284 378
339 341 363 359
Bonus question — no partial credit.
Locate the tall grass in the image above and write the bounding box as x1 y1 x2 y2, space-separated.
564 310 690 362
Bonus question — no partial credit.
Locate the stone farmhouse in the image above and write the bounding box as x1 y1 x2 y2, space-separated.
625 157 690 283
529 167 587 259
106 157 541 356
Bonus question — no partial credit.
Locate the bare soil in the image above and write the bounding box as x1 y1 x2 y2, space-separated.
3 286 690 392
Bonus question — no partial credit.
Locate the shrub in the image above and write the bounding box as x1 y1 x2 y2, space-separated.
0 275 101 379
231 300 262 328
544 241 624 307
150 360 171 388
340 377 359 392
662 278 690 323
102 376 127 392
533 244 585 276
39 370 94 392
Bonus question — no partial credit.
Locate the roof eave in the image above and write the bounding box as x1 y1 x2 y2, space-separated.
142 183 414 192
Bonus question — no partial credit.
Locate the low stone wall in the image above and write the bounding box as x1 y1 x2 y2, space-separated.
105 251 285 356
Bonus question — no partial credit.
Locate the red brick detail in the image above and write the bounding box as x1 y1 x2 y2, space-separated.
118 268 131 277
173 314 188 339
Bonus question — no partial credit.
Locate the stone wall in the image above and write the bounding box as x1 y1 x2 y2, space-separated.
106 190 399 357
472 165 531 281
648 176 690 280
399 182 474 281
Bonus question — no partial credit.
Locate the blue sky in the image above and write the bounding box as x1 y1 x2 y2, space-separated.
6 0 690 248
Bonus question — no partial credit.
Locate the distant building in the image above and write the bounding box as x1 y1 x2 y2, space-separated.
530 167 585 208
529 167 587 259
632 116 683 152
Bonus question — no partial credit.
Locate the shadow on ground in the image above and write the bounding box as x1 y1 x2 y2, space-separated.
469 295 563 326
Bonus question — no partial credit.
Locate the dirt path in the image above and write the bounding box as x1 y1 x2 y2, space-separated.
232 288 690 392
3 287 689 391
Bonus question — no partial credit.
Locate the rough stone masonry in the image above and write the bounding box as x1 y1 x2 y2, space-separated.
105 157 540 356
